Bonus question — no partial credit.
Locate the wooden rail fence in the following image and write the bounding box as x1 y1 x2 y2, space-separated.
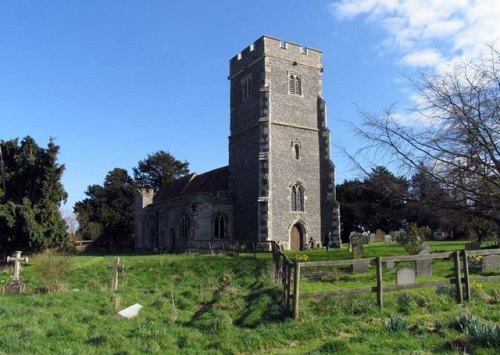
271 246 500 319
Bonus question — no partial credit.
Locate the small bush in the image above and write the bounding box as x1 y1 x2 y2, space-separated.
455 314 500 349
397 224 430 255
435 285 456 298
396 292 414 314
384 314 408 332
31 251 74 292
455 314 481 333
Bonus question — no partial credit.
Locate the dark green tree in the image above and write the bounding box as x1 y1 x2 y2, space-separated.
337 167 408 239
133 150 189 191
0 136 68 252
74 168 134 245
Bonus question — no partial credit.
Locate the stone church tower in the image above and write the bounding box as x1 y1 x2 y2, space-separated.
134 36 340 251
229 36 340 249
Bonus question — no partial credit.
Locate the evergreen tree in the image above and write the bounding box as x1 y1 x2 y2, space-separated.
0 136 68 252
74 168 134 245
133 150 189 191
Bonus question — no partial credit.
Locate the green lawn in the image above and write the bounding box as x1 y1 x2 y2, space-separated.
0 242 498 354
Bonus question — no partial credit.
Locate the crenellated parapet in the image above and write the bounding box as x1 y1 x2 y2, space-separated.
229 36 322 79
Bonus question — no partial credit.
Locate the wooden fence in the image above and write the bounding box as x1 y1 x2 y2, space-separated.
271 246 500 319
183 239 273 257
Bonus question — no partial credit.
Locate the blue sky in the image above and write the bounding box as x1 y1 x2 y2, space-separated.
1 0 498 210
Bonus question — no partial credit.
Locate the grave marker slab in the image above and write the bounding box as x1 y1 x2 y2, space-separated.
370 233 376 242
384 235 392 244
116 303 143 319
397 268 416 285
465 242 481 251
386 260 395 270
482 255 500 271
376 229 385 242
351 234 364 259
416 244 432 276
352 261 369 273
362 232 370 245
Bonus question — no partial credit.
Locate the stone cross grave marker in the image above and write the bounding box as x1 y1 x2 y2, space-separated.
416 244 432 276
482 255 500 271
108 257 125 292
4 251 28 294
397 267 416 285
7 251 28 281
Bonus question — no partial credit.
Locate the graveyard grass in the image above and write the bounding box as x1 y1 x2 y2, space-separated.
0 242 499 354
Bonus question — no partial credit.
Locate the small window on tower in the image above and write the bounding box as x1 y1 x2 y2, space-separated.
292 140 301 160
288 73 302 96
241 74 252 101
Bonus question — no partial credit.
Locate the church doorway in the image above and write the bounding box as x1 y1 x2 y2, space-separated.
290 223 304 250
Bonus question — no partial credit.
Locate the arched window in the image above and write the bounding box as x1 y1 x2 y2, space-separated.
291 183 304 211
288 73 302 95
213 215 227 239
180 214 190 238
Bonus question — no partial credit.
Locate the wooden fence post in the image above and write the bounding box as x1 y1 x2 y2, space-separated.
453 251 463 303
376 257 383 308
293 261 300 320
462 251 470 301
287 262 292 312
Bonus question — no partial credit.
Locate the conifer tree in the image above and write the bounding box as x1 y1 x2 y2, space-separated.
0 136 68 252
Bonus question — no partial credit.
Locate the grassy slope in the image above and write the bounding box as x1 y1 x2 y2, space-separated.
0 242 498 354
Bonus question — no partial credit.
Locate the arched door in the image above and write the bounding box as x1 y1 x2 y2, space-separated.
290 223 303 250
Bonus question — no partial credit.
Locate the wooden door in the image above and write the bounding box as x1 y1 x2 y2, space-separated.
290 224 302 250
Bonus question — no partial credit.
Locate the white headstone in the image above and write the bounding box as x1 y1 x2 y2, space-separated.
116 303 143 319
397 268 416 285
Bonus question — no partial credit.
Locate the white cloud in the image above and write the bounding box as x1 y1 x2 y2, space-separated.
399 48 444 67
329 0 500 69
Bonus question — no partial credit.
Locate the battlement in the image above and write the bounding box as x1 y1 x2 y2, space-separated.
230 35 322 76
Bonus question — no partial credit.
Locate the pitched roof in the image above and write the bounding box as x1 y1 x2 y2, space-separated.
154 166 229 202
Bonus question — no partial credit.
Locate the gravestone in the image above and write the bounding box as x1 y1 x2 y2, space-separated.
384 235 392 244
386 260 395 270
361 232 370 245
352 260 369 272
465 242 481 251
375 229 385 242
482 255 500 271
397 268 416 285
416 244 432 276
351 233 364 259
370 233 376 242
3 251 28 294
116 303 143 319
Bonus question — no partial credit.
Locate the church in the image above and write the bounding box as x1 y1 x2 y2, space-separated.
134 35 340 251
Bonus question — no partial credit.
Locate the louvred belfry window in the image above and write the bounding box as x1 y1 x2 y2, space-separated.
288 73 302 96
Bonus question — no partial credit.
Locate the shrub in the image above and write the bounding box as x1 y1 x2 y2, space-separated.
384 314 408 332
31 251 74 292
455 314 500 349
396 292 414 314
397 224 431 255
435 285 456 298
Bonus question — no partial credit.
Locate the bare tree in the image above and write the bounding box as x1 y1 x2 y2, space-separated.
352 46 500 227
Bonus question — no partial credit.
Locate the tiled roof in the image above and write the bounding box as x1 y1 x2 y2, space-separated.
154 166 229 202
